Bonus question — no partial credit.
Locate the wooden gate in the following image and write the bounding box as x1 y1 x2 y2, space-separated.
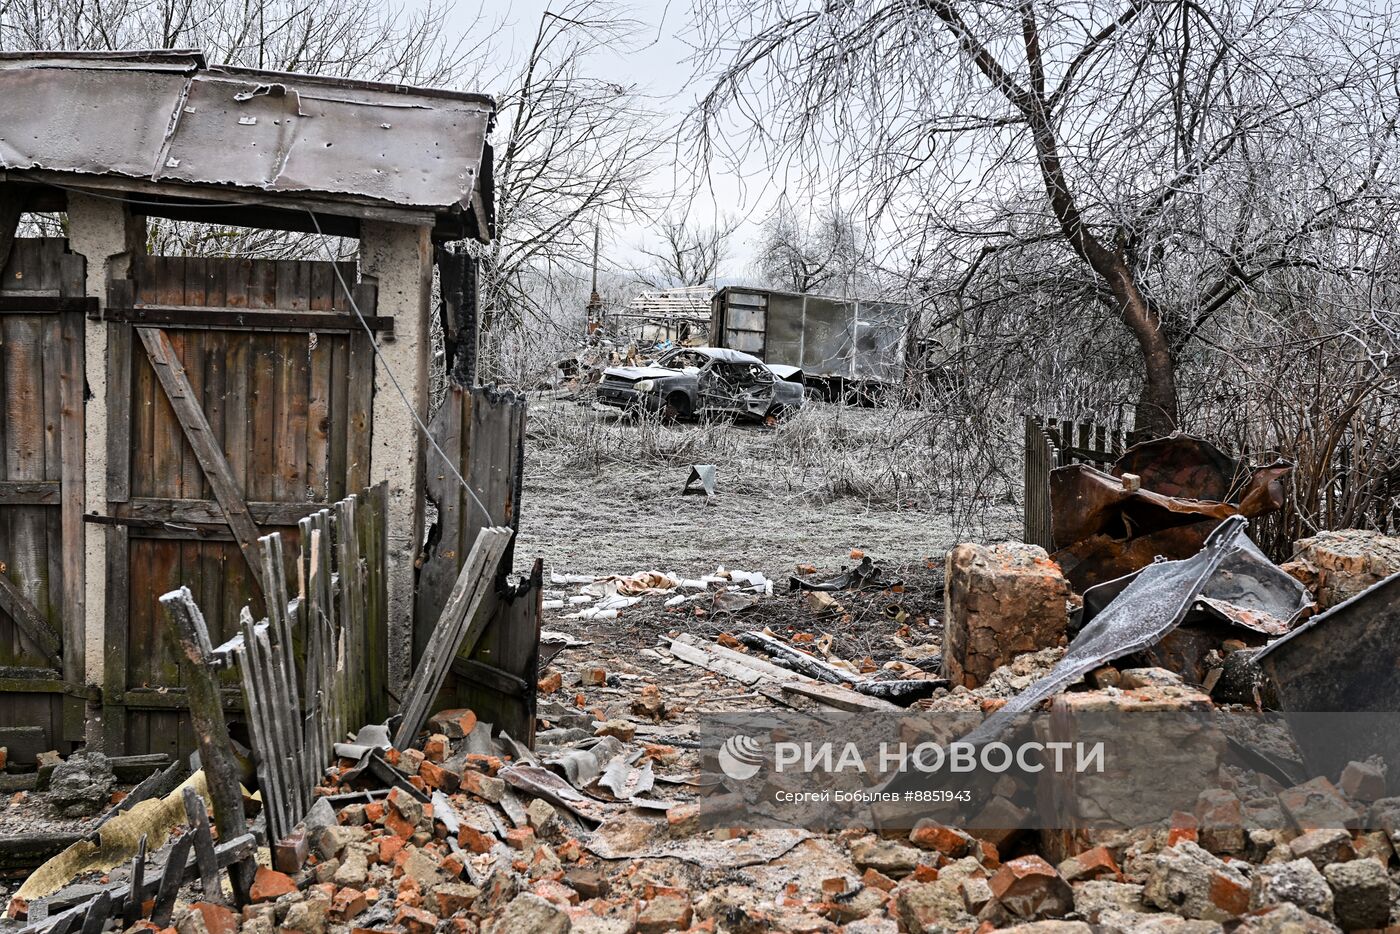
0 238 89 760
101 255 382 756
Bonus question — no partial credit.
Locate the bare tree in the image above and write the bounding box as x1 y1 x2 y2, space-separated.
475 0 662 361
0 0 485 85
689 0 1400 435
754 200 865 295
633 215 735 288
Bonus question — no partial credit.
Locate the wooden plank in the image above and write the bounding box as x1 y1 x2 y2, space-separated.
0 187 21 275
181 787 222 905
0 573 61 668
149 830 196 927
137 327 267 599
781 681 902 713
58 263 85 684
345 332 373 493
0 480 60 504
124 836 147 925
118 497 328 526
664 636 786 687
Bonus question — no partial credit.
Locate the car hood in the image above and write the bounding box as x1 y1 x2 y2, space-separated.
767 364 804 382
603 365 677 381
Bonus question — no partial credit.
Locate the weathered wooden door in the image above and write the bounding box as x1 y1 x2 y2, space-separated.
0 238 88 759
102 255 380 756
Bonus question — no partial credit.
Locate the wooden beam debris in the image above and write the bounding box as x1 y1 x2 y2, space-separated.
159 587 255 903
393 526 514 749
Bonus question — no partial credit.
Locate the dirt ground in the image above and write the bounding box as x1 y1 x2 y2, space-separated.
515 394 1019 583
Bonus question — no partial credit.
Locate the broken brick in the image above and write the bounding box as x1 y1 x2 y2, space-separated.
941 542 1070 689
427 708 478 739
908 820 970 857
189 902 239 934
249 866 297 903
988 854 1073 920
331 888 368 921
636 893 693 934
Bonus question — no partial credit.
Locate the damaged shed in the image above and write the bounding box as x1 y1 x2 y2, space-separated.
0 50 533 763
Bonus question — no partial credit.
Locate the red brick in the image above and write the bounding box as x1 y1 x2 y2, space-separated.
1208 869 1251 916
458 824 495 854
394 905 436 934
249 866 297 903
538 671 563 694
190 902 239 934
942 543 1070 688
1062 846 1120 882
417 760 457 792
423 733 449 762
908 820 970 857
1167 810 1199 846
861 868 896 892
636 893 693 934
427 708 478 739
378 836 406 864
506 826 537 851
384 809 415 840
988 855 1073 920
331 888 368 921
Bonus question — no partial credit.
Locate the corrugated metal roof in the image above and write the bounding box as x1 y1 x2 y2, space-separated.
0 50 494 236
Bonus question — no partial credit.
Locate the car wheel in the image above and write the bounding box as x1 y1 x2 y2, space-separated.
764 404 790 426
662 392 693 423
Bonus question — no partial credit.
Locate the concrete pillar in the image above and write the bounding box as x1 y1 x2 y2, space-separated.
358 221 432 698
66 194 143 743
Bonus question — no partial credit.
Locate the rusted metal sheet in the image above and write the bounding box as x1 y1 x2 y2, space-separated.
0 51 494 234
1050 434 1292 590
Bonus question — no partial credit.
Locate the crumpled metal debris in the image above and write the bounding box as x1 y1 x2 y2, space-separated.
788 556 901 593
1255 569 1400 794
1050 433 1292 591
962 516 1248 746
1074 528 1310 684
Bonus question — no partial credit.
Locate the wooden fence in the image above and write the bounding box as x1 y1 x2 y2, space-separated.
150 485 386 843
1023 416 1134 550
416 385 540 744
0 238 91 760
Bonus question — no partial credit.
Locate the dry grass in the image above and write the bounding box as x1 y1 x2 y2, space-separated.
516 394 1020 578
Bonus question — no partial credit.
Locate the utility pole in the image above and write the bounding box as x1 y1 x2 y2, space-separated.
586 224 603 339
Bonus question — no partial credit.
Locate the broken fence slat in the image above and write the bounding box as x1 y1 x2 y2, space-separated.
76 892 109 934
18 834 257 934
124 835 147 926
666 633 807 685
182 788 222 905
160 586 251 902
149 830 196 927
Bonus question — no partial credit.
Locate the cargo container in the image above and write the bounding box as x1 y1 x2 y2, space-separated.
709 287 910 396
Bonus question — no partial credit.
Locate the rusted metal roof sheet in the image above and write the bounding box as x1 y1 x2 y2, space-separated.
0 50 494 234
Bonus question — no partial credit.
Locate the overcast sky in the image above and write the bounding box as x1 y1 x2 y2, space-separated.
449 0 783 281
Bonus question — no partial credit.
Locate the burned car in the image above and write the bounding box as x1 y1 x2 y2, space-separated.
597 347 806 422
